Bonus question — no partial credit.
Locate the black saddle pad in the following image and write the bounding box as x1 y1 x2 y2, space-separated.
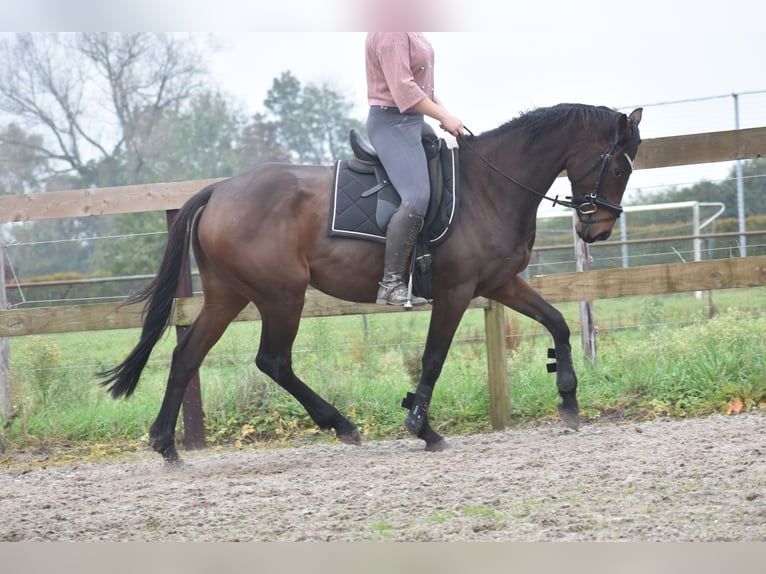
328 143 459 246
328 161 388 242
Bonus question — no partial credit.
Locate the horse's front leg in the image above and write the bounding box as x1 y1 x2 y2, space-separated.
404 289 474 451
402 379 448 452
489 276 580 430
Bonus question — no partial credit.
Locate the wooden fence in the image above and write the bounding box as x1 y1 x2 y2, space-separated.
1 126 765 448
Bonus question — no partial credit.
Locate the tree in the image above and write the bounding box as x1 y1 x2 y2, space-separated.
89 212 166 277
1 43 367 280
7 218 96 278
87 89 288 278
629 157 766 222
0 32 207 187
738 158 766 217
236 118 292 170
0 123 48 195
258 70 363 164
140 90 245 182
0 33 212 280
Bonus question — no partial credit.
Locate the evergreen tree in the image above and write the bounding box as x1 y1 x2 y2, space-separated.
258 70 363 164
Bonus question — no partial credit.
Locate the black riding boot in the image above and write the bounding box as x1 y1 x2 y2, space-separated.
376 203 428 306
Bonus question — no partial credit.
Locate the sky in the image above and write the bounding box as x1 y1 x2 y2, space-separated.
200 4 764 207
3 0 765 207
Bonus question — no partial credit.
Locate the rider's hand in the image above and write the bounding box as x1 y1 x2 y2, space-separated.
439 113 465 137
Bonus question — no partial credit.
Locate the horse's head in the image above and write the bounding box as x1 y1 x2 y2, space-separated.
567 108 643 243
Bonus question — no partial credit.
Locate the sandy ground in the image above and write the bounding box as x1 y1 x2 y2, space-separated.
1 412 764 542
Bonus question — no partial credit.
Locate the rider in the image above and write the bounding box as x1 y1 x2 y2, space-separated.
365 32 465 306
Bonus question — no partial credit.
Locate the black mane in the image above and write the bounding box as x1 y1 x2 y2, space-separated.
474 103 619 141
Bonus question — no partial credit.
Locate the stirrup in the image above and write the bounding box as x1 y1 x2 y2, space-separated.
376 280 427 307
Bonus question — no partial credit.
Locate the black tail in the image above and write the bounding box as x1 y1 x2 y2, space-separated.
98 185 216 398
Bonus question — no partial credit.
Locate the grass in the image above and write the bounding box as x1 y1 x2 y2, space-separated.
1 287 765 461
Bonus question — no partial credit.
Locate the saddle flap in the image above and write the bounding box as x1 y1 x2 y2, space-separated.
375 185 400 230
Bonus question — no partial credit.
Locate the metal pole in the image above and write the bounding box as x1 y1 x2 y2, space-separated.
692 202 701 262
0 244 13 420
693 202 702 299
620 213 628 268
734 93 747 256
572 213 596 363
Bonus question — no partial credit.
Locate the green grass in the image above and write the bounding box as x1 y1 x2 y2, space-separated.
2 288 765 460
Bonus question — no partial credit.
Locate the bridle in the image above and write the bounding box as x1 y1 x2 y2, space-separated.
565 130 635 223
459 123 638 224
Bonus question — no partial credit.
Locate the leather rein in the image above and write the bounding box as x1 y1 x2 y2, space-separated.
458 127 634 224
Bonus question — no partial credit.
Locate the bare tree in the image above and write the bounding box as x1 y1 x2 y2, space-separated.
0 33 207 187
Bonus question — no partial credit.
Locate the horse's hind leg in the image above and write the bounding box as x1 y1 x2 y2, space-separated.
150 296 248 464
489 276 580 430
255 301 361 445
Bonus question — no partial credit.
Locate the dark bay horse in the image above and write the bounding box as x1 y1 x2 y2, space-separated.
100 103 643 464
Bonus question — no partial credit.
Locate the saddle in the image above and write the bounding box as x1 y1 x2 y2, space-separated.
329 128 459 246
328 129 460 300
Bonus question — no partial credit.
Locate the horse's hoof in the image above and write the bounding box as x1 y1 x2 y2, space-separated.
151 438 182 465
163 456 185 469
557 403 580 430
160 446 183 466
337 426 362 445
425 438 448 452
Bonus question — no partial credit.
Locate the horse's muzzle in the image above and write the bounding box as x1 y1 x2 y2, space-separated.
591 229 612 242
578 225 612 244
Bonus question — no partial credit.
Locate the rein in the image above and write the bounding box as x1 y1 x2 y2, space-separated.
458 127 630 223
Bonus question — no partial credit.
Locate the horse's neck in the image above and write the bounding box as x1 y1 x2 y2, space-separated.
503 129 568 191
465 130 568 218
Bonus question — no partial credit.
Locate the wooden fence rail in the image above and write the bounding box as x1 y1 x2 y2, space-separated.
1 127 764 223
3 257 766 337
1 126 765 446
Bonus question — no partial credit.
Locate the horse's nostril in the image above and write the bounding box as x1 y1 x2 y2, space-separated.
595 230 611 242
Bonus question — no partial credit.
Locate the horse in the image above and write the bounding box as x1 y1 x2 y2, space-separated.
99 103 643 464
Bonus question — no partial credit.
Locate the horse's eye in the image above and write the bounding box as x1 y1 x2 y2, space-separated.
614 167 625 178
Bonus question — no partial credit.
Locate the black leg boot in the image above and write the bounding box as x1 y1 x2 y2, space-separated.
376 202 428 306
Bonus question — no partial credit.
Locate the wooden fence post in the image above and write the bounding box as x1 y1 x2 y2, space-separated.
165 210 206 451
484 299 510 429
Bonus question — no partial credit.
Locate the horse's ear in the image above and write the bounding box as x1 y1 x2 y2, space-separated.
618 107 643 142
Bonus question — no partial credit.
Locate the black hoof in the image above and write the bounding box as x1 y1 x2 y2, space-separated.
159 445 182 465
163 455 185 469
425 438 449 452
150 434 182 465
337 425 362 445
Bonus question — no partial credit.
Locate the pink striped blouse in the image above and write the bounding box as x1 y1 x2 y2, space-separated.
365 32 435 113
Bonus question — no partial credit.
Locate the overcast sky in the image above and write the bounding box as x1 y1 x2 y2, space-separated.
5 0 765 204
